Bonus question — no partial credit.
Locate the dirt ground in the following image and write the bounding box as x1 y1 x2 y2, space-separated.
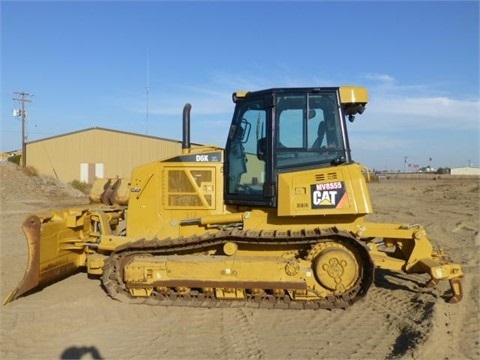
0 161 479 360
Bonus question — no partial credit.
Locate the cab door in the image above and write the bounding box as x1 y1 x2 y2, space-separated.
224 94 276 207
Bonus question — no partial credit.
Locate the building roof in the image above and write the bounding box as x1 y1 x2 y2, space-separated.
26 126 198 145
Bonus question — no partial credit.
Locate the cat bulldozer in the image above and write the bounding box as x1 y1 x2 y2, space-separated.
5 86 463 309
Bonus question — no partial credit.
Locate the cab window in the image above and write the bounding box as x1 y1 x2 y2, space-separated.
225 100 267 196
276 92 344 169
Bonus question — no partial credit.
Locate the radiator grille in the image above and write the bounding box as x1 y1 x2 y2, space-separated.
314 172 338 182
167 169 213 207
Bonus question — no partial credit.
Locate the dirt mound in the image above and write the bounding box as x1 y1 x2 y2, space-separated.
0 161 87 202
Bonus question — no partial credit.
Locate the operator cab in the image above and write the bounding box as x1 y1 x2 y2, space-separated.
224 87 367 207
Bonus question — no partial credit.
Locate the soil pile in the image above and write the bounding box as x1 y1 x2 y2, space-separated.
0 161 87 202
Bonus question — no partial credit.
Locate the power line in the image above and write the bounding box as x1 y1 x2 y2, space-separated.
13 91 33 167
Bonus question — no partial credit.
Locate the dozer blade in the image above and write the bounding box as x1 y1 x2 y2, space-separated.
4 214 84 304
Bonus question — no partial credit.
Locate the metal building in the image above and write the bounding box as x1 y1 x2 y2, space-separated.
450 166 480 176
26 127 189 183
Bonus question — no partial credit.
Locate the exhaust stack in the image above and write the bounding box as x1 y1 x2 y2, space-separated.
182 103 191 153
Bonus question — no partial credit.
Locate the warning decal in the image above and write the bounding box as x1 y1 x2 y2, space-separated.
311 181 347 209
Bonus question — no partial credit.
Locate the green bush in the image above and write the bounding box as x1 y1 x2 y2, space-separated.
435 167 451 174
7 154 21 165
70 180 92 194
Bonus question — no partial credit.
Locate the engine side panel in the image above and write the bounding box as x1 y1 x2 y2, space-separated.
126 155 225 240
277 163 373 216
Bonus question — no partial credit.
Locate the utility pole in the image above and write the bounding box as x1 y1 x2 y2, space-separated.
13 92 33 167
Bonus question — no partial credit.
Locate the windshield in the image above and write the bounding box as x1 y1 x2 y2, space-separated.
276 91 346 169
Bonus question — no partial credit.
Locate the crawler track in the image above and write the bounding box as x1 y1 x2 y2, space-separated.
102 227 375 310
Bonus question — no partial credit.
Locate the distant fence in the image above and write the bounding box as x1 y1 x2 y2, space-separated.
373 173 480 181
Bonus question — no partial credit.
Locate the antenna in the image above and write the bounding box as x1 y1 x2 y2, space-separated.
146 50 150 135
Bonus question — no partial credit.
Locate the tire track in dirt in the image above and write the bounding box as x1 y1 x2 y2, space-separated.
415 272 480 360
216 308 265 359
457 274 480 359
241 284 426 360
367 282 435 358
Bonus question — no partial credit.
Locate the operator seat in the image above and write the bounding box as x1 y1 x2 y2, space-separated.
228 126 247 192
311 121 326 149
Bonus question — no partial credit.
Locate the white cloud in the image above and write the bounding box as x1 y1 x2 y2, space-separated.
118 69 479 139
360 96 479 131
363 73 395 83
350 73 480 132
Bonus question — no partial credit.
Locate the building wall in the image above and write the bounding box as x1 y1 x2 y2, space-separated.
450 167 480 176
26 128 185 183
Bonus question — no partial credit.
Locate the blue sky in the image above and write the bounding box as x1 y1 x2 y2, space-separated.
1 0 479 171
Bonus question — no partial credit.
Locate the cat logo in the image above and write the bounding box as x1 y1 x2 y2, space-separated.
310 181 347 209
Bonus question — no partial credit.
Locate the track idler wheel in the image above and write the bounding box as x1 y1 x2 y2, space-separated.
310 242 361 294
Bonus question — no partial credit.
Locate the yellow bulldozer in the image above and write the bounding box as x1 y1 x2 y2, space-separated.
4 86 463 309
